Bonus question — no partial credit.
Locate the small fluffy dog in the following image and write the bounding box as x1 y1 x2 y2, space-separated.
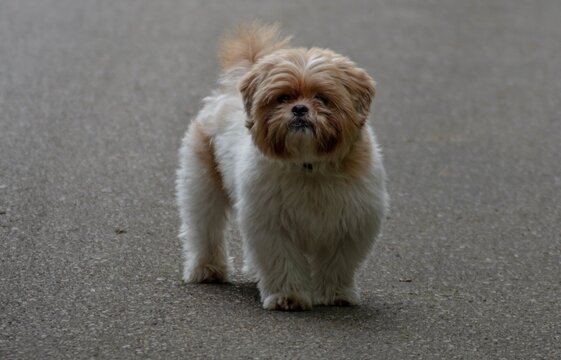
176 23 388 310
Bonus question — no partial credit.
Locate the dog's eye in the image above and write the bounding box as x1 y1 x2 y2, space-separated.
315 94 330 105
277 94 292 103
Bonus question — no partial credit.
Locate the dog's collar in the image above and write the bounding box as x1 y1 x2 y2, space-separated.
302 163 313 171
290 162 319 172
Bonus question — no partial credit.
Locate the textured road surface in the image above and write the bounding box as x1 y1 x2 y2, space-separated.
1 1 560 359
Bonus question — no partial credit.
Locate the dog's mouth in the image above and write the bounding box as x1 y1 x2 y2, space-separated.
288 117 313 132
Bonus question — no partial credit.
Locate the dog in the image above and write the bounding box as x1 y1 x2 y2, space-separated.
176 22 388 310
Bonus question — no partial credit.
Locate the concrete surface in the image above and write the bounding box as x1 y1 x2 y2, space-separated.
1 0 560 359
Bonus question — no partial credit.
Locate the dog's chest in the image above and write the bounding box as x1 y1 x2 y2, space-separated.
273 174 368 243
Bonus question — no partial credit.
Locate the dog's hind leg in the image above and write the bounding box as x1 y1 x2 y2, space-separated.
176 121 230 283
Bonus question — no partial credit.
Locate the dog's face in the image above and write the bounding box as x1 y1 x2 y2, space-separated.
240 48 376 162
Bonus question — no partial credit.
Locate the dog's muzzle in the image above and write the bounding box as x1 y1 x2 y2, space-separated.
288 117 313 131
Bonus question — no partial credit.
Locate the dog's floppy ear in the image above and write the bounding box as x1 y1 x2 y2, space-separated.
239 69 261 129
335 58 376 126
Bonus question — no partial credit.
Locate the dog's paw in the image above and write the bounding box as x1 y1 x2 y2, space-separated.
183 262 229 283
263 293 312 311
313 288 360 306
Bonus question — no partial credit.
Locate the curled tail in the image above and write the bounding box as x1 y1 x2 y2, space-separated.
219 22 291 72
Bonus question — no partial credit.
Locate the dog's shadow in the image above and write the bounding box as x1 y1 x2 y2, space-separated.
180 279 400 331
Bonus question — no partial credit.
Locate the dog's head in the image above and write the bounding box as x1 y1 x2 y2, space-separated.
240 48 375 162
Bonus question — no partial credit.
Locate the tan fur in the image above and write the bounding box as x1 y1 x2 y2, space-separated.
219 22 291 71
191 122 228 200
341 128 374 178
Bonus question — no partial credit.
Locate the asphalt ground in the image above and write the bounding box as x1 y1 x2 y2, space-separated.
1 1 560 359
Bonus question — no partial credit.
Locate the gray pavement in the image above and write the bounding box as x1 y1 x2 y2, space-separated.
1 0 560 359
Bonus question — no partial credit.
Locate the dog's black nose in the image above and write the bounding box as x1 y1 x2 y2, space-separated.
291 104 309 116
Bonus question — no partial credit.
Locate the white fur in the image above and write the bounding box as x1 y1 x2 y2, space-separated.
176 70 389 310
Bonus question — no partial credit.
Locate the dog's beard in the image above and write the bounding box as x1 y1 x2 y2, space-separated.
251 108 344 161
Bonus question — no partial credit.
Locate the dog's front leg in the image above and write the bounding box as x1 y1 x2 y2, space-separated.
240 217 312 311
311 230 379 307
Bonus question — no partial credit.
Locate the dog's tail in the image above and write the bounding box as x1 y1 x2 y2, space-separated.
219 22 291 72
